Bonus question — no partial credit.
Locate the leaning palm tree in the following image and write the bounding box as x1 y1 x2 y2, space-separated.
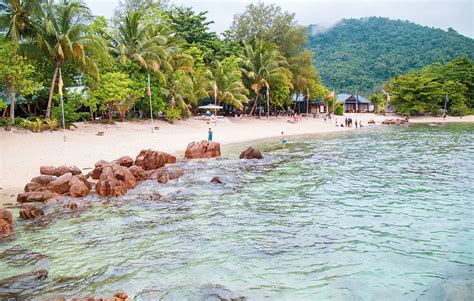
161 70 194 116
31 0 108 119
240 39 292 115
211 59 249 110
0 0 43 124
111 12 169 74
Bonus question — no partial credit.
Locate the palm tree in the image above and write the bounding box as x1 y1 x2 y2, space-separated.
211 60 249 110
31 0 107 119
111 12 169 74
0 0 43 124
162 70 194 116
240 39 292 115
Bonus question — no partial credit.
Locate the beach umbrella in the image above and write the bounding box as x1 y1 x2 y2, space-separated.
198 104 223 110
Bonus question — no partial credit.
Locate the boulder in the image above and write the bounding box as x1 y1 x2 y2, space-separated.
114 291 132 301
47 173 73 194
156 168 184 184
0 209 13 234
128 165 148 181
19 206 44 219
40 165 81 177
134 149 176 170
17 191 61 203
68 174 91 197
210 176 223 184
239 147 263 160
96 163 137 196
89 159 109 180
368 119 376 124
30 175 56 186
116 156 134 167
185 141 221 159
24 182 43 192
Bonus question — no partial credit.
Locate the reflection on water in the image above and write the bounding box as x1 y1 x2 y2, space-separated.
0 124 473 300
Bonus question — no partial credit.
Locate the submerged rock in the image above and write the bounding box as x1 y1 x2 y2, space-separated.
156 168 184 184
185 141 221 159
0 269 48 299
239 147 263 160
201 284 245 301
0 208 13 234
211 176 223 184
134 149 176 170
19 206 44 219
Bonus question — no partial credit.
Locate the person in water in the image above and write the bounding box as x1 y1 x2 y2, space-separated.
208 128 213 141
280 131 287 144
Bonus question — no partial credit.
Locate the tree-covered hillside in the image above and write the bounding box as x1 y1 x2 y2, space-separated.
307 17 474 95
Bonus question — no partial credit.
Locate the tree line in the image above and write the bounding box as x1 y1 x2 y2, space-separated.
0 0 327 129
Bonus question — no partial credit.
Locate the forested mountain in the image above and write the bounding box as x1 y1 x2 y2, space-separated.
307 17 474 95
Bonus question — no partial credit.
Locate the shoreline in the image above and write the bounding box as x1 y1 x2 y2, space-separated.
1 113 473 205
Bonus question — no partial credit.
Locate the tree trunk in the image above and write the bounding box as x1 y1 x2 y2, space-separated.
9 89 15 125
249 93 259 116
45 60 61 120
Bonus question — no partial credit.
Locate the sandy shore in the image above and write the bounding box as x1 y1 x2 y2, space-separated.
1 113 472 204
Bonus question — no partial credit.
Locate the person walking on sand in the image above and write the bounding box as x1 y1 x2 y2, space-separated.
208 128 213 141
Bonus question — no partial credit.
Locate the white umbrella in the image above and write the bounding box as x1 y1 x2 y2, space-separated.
198 104 223 110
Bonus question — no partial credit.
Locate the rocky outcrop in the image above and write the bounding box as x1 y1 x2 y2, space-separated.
134 149 176 170
17 191 61 203
210 176 223 184
19 206 44 219
116 156 134 168
95 163 137 196
156 168 184 184
40 165 81 177
185 141 221 159
47 173 73 194
239 147 263 160
69 174 92 197
0 209 13 234
128 165 148 181
382 118 409 125
89 159 109 180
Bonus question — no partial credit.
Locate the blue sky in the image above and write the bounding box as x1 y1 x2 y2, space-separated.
85 0 474 38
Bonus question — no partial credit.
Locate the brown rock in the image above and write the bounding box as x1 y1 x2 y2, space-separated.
24 182 43 192
157 173 169 184
368 119 376 124
134 149 176 170
156 168 184 184
211 176 223 184
47 173 73 194
19 206 44 219
185 140 221 159
96 163 137 196
31 175 56 185
40 165 81 176
128 165 148 181
116 156 134 167
17 191 61 203
89 160 109 180
239 147 263 160
0 208 13 234
69 175 91 197
114 291 131 301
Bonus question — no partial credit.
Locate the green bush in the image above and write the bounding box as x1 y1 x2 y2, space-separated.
450 103 469 116
51 93 91 125
335 105 344 116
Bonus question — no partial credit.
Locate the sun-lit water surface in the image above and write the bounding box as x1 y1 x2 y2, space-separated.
0 123 473 300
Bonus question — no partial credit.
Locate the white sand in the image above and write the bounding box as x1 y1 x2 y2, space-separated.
1 113 472 203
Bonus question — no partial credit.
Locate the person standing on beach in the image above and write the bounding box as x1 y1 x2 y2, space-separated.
208 128 213 141
280 131 287 144
345 117 348 127
355 119 358 129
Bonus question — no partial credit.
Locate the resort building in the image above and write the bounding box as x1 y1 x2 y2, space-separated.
336 93 374 113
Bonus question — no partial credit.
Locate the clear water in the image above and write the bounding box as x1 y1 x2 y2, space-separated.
1 124 473 300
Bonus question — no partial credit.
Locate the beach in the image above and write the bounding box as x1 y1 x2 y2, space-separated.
1 113 472 203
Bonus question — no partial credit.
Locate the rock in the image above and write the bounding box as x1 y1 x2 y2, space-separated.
114 291 132 301
201 284 245 301
0 269 48 299
116 156 134 167
128 165 148 181
30 175 56 185
239 147 263 160
47 173 73 194
157 173 169 184
210 176 223 184
17 191 61 203
19 206 44 219
134 149 176 170
368 119 376 124
0 209 13 234
40 165 81 176
68 174 91 197
64 201 78 210
156 168 184 184
24 182 43 192
96 163 137 196
89 159 109 180
185 140 221 159
146 193 162 201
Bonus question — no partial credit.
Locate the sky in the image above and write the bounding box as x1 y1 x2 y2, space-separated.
85 0 474 38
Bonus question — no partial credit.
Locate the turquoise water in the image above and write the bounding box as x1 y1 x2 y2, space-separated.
0 124 473 300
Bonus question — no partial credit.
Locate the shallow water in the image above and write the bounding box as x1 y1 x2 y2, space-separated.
1 123 473 300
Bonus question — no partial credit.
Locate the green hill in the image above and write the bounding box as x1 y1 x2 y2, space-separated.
307 17 474 95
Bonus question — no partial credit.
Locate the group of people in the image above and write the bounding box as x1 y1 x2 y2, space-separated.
288 113 304 124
